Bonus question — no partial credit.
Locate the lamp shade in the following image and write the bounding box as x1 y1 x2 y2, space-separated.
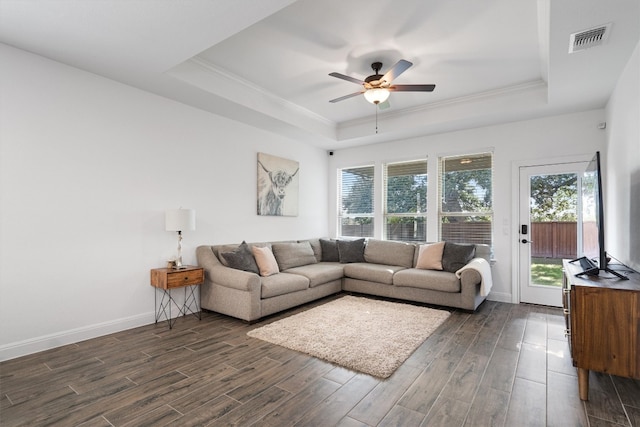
165 209 196 232
364 88 390 104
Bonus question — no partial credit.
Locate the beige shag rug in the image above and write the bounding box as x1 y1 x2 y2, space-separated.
247 295 450 378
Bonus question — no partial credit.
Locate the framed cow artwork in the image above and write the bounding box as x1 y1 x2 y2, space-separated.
257 153 299 216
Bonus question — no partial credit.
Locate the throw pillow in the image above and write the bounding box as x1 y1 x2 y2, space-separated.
272 241 318 270
252 245 280 277
319 239 340 262
416 242 445 270
337 238 366 263
441 242 476 273
220 241 259 274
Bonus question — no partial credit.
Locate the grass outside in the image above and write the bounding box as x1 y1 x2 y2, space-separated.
530 257 564 287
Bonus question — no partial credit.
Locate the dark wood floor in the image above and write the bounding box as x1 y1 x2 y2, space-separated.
1 295 639 426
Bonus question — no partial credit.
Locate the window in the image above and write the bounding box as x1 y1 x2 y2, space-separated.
383 159 427 242
338 165 374 237
438 152 493 247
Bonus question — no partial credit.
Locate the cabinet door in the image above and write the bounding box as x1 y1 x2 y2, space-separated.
573 286 639 378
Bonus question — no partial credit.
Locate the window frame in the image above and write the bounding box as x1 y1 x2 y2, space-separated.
337 164 375 238
437 151 494 248
382 158 428 242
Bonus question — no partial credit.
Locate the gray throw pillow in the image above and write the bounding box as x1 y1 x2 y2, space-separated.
272 241 318 271
441 242 476 273
320 239 340 262
337 238 366 263
220 241 259 274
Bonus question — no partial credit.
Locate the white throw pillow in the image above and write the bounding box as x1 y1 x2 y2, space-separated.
416 242 445 270
252 245 280 276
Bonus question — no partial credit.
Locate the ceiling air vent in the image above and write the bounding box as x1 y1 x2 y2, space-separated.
569 23 612 53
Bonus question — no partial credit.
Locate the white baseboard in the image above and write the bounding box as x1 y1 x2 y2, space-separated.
487 291 514 304
0 312 156 362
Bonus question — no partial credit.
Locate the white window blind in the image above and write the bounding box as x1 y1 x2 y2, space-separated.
338 165 375 237
438 152 493 247
383 159 427 242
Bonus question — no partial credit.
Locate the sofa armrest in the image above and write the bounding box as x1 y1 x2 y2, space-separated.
459 268 482 288
456 257 492 297
196 245 261 292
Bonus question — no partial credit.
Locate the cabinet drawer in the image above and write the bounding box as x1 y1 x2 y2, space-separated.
150 267 204 290
166 270 204 288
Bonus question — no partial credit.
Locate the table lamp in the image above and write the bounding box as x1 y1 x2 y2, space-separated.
165 208 196 268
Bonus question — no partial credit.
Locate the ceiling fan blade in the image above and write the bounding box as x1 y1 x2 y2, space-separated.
329 91 364 103
389 84 436 92
382 59 413 83
329 72 365 85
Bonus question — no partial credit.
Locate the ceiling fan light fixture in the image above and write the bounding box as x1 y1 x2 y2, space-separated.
364 88 390 104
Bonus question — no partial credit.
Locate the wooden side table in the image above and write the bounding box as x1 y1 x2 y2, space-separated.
150 266 204 329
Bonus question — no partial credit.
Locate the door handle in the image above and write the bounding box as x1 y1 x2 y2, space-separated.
521 239 533 244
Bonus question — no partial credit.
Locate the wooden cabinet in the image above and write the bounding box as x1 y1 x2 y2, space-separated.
151 266 204 290
562 260 640 400
150 266 204 329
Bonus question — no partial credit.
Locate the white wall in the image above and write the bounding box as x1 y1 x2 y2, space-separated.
328 110 607 302
605 40 640 272
0 44 329 360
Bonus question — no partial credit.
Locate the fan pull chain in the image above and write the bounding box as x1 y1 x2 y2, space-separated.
375 103 379 134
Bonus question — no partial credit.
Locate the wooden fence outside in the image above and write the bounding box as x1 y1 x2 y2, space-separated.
531 221 577 259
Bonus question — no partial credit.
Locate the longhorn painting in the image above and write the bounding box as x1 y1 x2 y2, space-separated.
257 153 299 216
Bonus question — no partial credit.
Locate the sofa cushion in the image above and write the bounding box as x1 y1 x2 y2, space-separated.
343 263 406 285
338 238 366 263
260 272 309 298
305 239 323 262
364 239 415 268
393 268 461 293
252 246 280 277
416 242 445 270
442 242 476 273
320 239 340 262
272 241 318 271
284 263 344 287
219 241 260 274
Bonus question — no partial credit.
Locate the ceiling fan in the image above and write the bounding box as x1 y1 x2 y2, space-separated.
328 59 435 106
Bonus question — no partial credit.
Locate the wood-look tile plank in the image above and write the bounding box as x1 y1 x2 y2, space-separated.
397 357 461 415
611 375 640 407
625 405 640 426
421 396 470 427
75 415 114 427
323 366 357 384
378 405 425 426
170 394 241 427
38 370 189 426
584 372 632 425
293 374 379 427
120 403 182 427
275 356 335 393
259 377 341 426
504 377 546 427
167 363 240 414
546 337 576 377
439 350 489 403
479 347 519 393
336 416 371 427
463 386 509 427
516 342 547 384
210 385 293 426
523 311 547 346
348 362 424 425
547 371 588 427
225 353 311 403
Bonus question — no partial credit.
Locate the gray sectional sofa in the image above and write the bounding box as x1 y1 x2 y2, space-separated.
196 238 491 322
